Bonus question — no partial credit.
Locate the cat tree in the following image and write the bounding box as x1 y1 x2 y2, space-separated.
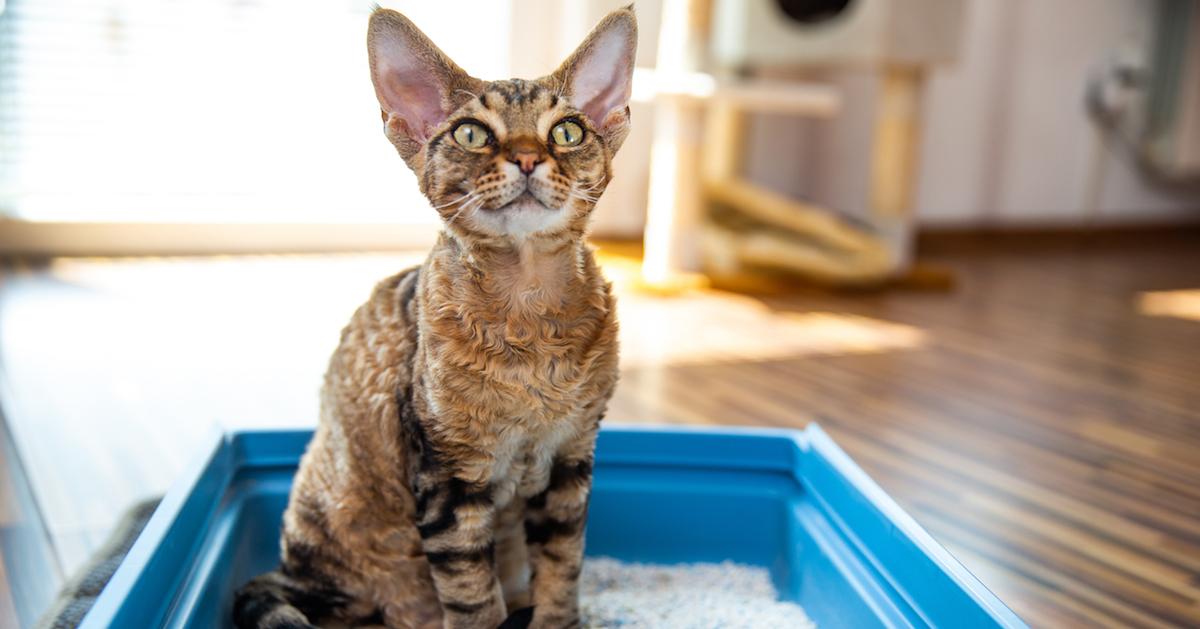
639 0 963 286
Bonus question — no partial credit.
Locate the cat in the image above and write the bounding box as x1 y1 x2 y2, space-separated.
232 5 635 629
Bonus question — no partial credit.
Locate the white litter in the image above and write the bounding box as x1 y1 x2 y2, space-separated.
579 557 817 629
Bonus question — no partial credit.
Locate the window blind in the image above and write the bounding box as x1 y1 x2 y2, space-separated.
0 0 512 223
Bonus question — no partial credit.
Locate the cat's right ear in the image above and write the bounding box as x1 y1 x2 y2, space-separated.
552 6 638 153
367 9 480 153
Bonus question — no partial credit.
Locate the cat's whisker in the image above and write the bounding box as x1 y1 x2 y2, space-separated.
567 184 602 204
431 191 482 211
575 180 606 193
445 202 472 224
569 192 600 205
445 195 486 225
430 195 472 211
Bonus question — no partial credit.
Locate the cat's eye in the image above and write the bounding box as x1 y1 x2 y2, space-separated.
550 120 584 147
452 122 490 149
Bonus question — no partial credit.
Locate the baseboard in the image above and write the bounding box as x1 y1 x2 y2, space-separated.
916 223 1200 254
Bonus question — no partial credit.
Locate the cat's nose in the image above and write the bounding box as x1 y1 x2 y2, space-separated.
505 137 547 175
509 150 544 175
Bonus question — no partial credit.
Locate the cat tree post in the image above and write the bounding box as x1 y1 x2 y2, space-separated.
640 0 710 289
869 65 924 271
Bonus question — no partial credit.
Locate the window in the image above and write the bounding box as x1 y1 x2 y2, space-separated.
0 0 512 225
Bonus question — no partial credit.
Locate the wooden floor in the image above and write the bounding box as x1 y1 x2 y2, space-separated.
611 233 1200 629
2 231 1199 627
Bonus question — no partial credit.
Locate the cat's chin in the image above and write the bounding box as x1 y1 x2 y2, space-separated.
471 192 569 239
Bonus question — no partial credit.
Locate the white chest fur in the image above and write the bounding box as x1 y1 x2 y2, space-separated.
487 417 582 507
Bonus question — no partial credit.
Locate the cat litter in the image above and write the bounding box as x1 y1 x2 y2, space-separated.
579 557 816 629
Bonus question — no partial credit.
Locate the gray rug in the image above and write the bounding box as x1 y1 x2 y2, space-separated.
35 497 162 629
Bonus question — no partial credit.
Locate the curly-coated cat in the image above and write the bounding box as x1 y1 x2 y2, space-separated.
233 5 635 629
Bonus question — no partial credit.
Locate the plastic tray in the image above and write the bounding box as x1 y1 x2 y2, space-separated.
82 424 1025 628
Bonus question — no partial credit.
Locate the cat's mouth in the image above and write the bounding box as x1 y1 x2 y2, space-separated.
497 190 552 212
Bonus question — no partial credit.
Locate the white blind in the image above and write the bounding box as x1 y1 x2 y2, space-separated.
0 0 512 223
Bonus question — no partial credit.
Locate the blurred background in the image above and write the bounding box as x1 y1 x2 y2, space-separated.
1 0 1198 627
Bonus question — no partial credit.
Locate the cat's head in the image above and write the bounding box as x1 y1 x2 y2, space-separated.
367 6 637 243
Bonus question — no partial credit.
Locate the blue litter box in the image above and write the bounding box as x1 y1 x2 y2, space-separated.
82 424 1025 628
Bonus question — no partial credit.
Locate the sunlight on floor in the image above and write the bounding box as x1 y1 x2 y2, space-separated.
43 251 929 376
595 242 928 368
619 292 926 368
1138 289 1200 322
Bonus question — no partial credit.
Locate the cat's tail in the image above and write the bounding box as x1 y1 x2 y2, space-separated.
232 571 319 629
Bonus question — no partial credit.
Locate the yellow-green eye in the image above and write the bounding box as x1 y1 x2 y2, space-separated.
452 122 490 149
551 120 584 147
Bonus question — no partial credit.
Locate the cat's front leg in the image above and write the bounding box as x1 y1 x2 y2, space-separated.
523 441 595 629
413 469 506 628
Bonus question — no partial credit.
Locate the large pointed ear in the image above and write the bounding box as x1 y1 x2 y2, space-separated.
367 9 482 157
552 6 638 152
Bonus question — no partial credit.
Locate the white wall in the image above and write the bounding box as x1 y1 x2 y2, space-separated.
916 0 1199 227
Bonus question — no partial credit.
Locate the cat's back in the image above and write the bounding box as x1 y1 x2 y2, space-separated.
316 265 423 470
281 265 429 588
328 265 422 386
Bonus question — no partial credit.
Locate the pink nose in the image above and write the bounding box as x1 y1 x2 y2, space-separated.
511 151 543 175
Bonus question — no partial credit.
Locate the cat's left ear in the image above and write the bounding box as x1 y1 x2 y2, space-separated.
553 6 638 153
368 8 482 159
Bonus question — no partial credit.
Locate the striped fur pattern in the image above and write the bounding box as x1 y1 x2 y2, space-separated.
234 6 634 629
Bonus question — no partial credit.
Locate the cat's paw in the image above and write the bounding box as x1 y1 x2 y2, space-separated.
496 606 535 629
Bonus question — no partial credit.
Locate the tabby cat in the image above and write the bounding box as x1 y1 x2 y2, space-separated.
232 5 635 629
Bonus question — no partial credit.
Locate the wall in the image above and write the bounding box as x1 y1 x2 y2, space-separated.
916 0 1199 227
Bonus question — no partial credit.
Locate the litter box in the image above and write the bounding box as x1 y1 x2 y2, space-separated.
81 424 1026 628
